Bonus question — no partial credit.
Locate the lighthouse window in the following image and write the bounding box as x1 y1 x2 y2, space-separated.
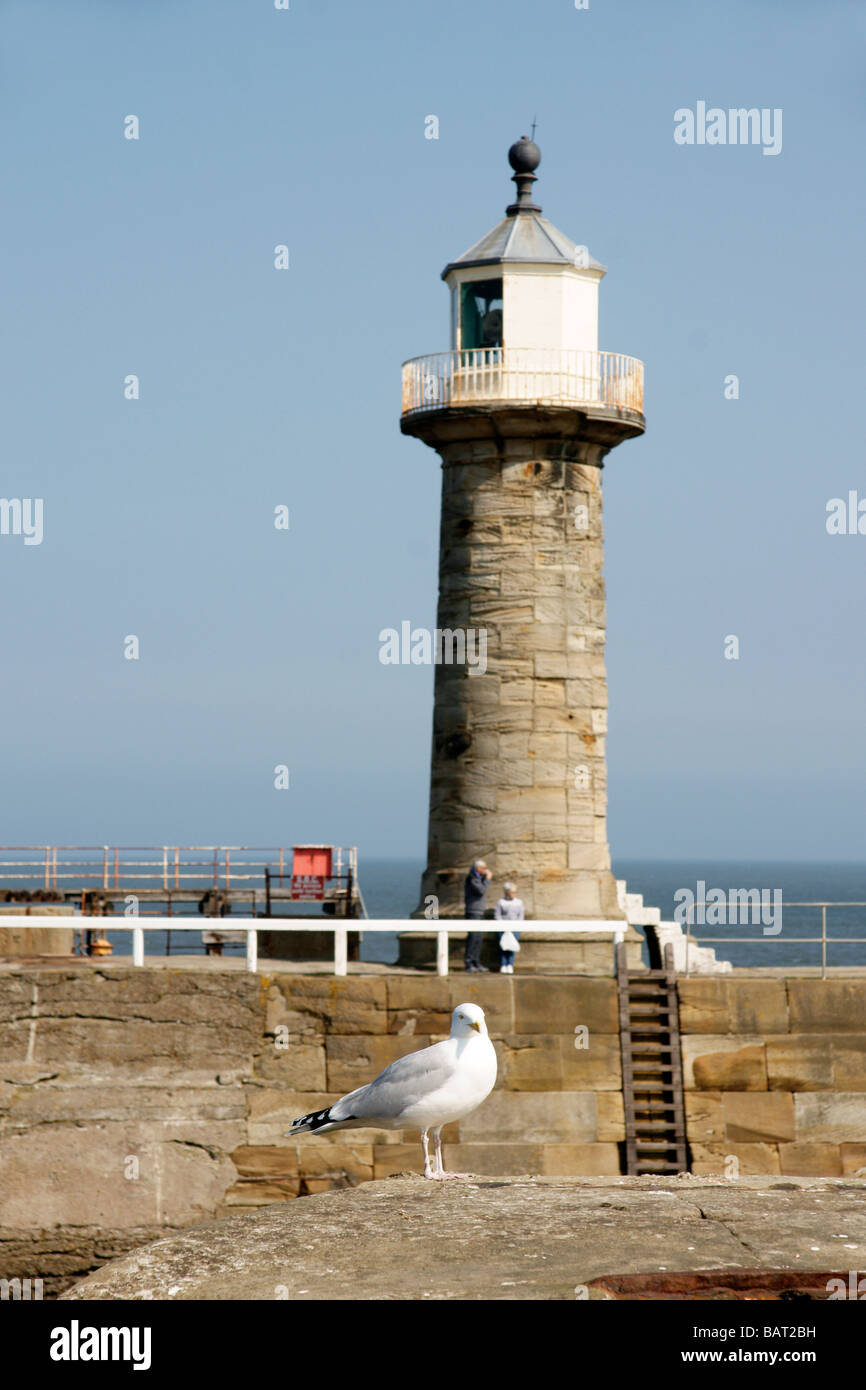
460 279 503 351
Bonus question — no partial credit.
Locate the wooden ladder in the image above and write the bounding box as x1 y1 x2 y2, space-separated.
617 941 688 1175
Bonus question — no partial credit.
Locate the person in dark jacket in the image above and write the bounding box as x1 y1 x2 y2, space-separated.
464 859 491 971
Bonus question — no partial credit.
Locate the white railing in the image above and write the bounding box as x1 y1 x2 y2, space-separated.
402 348 644 416
2 917 628 977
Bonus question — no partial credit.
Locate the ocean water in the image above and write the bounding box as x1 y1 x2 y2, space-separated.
92 858 866 970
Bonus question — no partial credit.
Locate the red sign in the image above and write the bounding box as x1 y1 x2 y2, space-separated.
291 874 325 901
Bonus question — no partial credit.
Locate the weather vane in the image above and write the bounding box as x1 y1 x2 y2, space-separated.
530 115 537 140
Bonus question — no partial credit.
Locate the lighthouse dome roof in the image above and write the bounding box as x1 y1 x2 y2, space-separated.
442 137 605 281
442 211 605 280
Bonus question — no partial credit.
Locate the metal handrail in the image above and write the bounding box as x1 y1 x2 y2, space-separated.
0 917 628 978
401 347 645 416
0 845 360 900
684 901 866 979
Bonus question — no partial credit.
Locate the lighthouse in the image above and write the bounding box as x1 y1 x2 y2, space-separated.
401 137 645 945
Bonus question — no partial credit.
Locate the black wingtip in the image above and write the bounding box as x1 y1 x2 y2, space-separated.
288 1106 334 1134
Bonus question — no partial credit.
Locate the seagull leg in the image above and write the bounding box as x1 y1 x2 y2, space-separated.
421 1128 435 1179
432 1126 472 1180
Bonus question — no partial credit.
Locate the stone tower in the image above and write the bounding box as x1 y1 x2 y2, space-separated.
401 137 645 924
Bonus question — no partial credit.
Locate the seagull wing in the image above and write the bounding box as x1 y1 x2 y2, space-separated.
329 1038 456 1124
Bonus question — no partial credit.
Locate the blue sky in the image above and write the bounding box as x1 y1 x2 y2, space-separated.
1 0 864 860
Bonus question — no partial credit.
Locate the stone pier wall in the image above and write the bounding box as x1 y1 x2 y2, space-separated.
679 977 866 1177
1 967 865 1294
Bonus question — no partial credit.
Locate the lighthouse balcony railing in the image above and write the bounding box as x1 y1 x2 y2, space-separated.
401 348 644 417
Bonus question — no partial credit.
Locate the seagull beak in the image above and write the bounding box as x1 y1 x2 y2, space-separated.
469 1020 482 1032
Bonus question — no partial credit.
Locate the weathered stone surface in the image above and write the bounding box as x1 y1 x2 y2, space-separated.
291 1143 374 1182
513 977 618 1034
373 1141 544 1179
0 1073 245 1127
840 1144 866 1175
255 1043 327 1090
684 1091 725 1144
722 1093 795 1144
765 1037 833 1091
787 981 866 1033
726 980 789 1034
794 1094 866 1143
409 430 630 925
540 1144 620 1176
595 1091 625 1142
221 1179 300 1206
60 1175 866 1301
677 979 788 1034
229 1146 300 1178
832 1038 866 1090
683 1038 768 1090
777 1143 842 1177
263 985 324 1039
271 977 388 1035
495 1034 620 1092
388 1007 452 1037
689 1143 781 1175
0 1122 239 1228
0 920 75 957
0 970 261 1068
5 965 866 1297
458 1090 597 1144
661 977 728 1032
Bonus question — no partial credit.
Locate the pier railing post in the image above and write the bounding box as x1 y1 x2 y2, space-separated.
334 927 348 976
436 929 449 976
132 924 144 967
246 929 258 974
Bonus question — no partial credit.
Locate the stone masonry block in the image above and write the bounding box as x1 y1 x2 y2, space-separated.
372 1142 543 1180
457 1090 597 1144
689 1142 781 1176
229 1146 299 1178
793 1094 866 1143
676 979 727 1033
595 1091 625 1142
684 1091 725 1145
495 1034 620 1092
0 1122 239 1230
513 977 619 1034
725 980 789 1034
682 1037 767 1090
254 1043 327 1091
541 1144 621 1176
787 981 866 1033
765 1037 833 1092
841 1144 866 1175
722 1092 795 1143
777 1143 842 1177
832 1038 866 1090
273 977 388 1035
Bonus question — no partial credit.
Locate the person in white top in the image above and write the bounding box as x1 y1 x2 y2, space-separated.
494 881 524 973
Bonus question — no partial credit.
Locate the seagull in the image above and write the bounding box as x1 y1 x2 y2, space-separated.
285 1002 497 1180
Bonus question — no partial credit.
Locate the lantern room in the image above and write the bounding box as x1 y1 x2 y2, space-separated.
443 135 606 357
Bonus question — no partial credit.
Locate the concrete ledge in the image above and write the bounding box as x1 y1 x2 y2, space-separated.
60 1174 866 1301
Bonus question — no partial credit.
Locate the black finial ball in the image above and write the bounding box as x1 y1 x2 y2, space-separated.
508 135 541 173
